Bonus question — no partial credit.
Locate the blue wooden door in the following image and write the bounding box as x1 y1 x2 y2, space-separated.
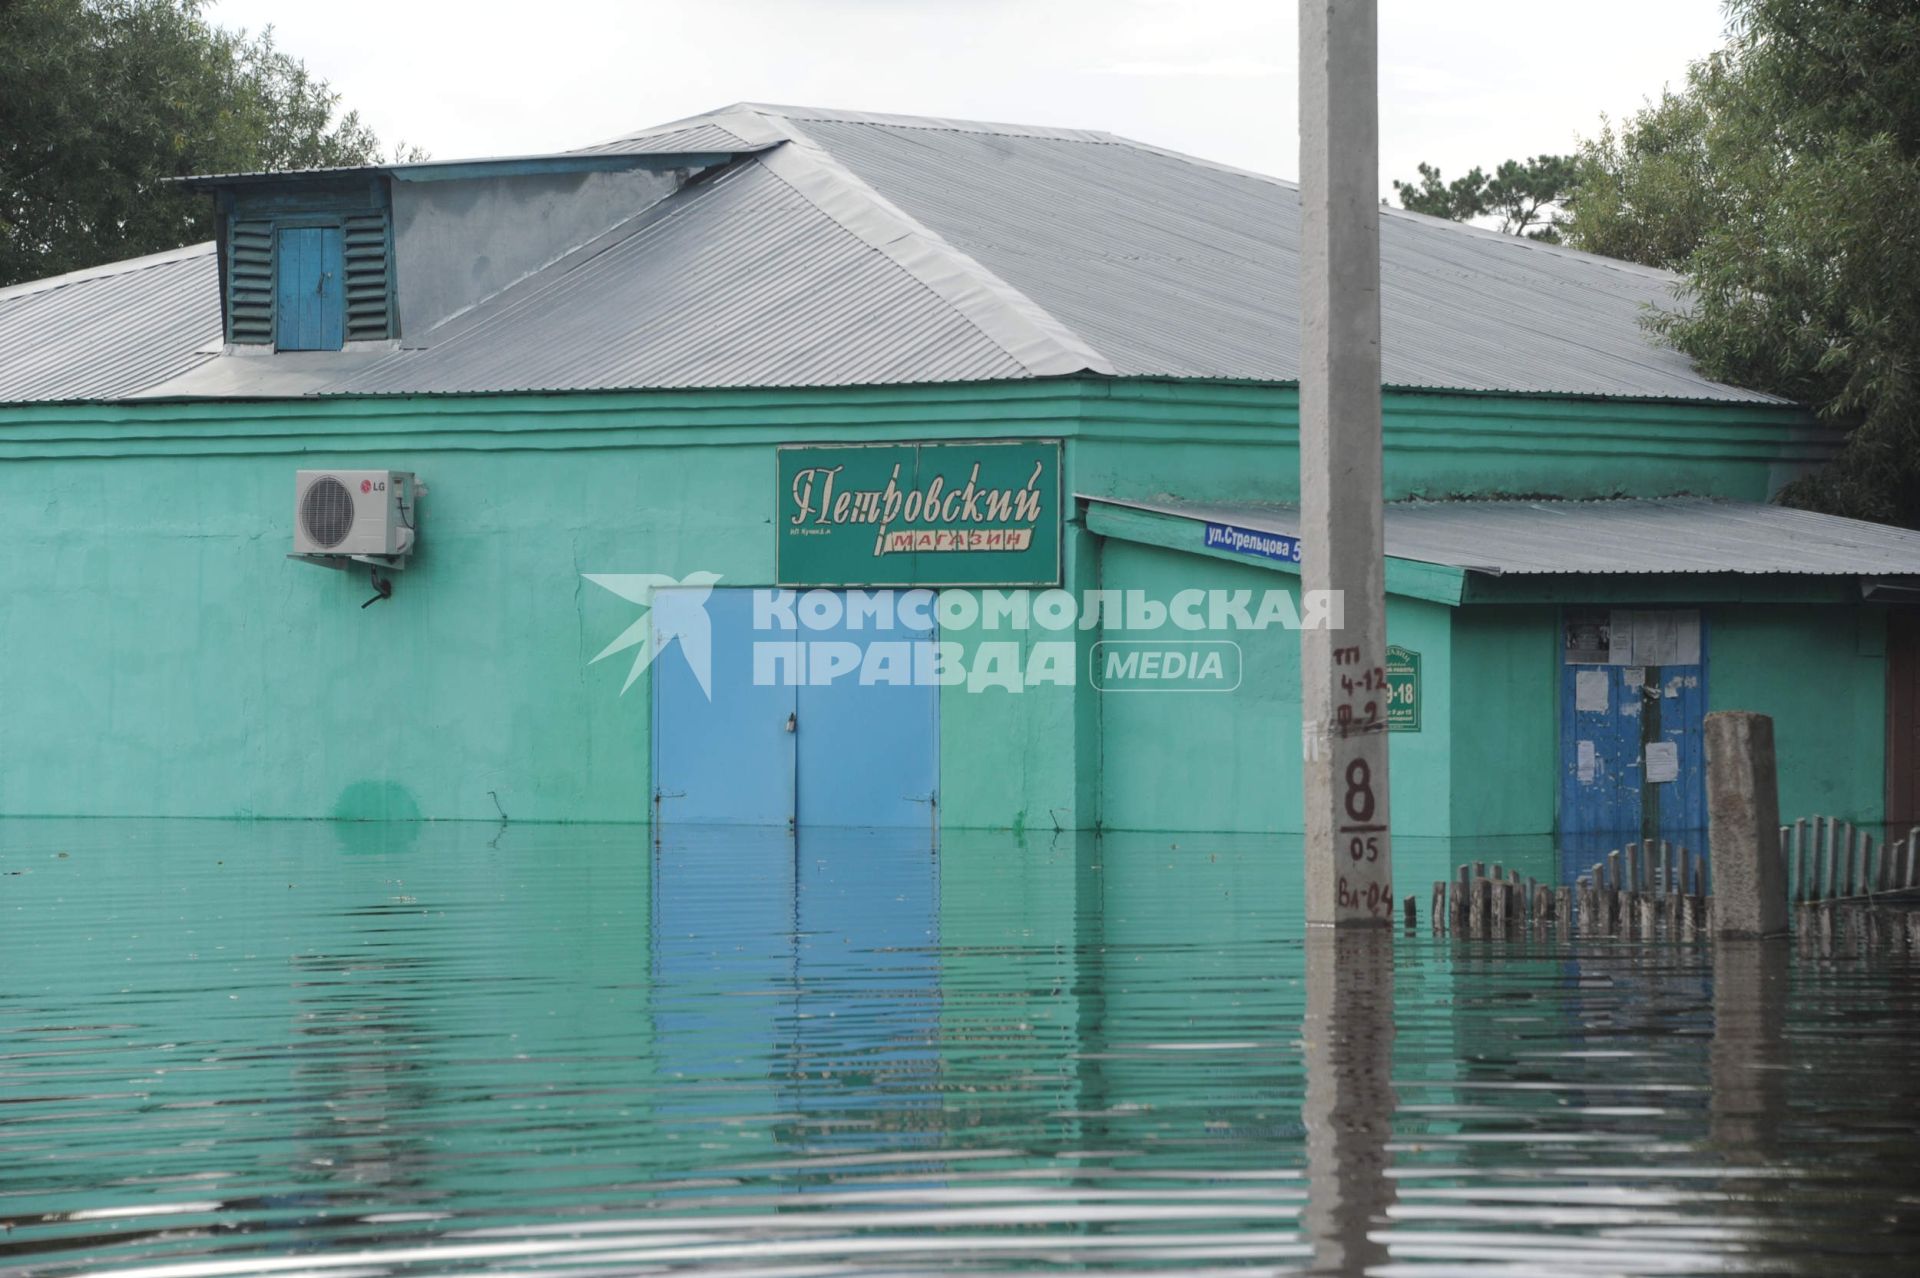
1559 609 1708 870
796 599 939 829
653 589 795 827
1643 661 1709 839
275 225 345 351
1561 662 1642 848
652 589 938 829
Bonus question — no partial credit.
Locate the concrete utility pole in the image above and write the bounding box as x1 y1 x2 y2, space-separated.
1299 0 1392 926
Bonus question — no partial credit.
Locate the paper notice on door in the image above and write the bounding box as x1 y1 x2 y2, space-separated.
1577 740 1597 783
1602 610 1702 666
1623 666 1646 689
1673 610 1701 665
1608 610 1635 664
1564 611 1610 664
1634 612 1662 666
1645 740 1680 784
1575 669 1609 713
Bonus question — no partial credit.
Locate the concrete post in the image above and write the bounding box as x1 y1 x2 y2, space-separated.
1299 0 1391 926
1706 711 1788 937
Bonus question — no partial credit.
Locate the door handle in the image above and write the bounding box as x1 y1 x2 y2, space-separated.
785 712 796 733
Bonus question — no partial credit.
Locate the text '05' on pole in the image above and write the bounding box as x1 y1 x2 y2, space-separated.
1299 0 1392 926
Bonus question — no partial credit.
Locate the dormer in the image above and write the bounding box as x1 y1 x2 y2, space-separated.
180 126 779 355
210 175 395 350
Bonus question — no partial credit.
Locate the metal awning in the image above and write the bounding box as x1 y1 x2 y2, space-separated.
1082 495 1920 579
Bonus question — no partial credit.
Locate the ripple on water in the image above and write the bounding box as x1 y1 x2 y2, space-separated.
2 821 1919 1275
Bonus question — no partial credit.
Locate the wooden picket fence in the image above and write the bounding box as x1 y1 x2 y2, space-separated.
1427 844 1708 940
1778 817 1920 903
1418 818 1920 941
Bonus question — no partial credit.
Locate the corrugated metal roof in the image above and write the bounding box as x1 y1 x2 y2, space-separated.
324 159 1025 394
0 103 1790 405
794 110 1767 399
1087 495 1920 577
0 244 219 402
569 122 764 156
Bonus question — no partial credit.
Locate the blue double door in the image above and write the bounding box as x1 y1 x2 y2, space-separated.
275 225 345 351
653 589 939 830
1559 609 1709 870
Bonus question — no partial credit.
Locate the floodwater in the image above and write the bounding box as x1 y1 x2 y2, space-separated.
3 822 1920 1276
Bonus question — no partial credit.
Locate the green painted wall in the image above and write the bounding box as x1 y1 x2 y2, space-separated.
1086 532 1896 840
0 385 1093 823
935 596 1091 832
1448 607 1559 838
0 377 1828 826
1071 381 1819 505
1092 540 1454 836
1710 604 1887 824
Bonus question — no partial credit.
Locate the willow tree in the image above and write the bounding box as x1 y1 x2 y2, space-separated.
1566 0 1920 528
1 0 400 286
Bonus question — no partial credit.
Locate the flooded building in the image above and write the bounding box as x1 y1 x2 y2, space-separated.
1 103 1916 842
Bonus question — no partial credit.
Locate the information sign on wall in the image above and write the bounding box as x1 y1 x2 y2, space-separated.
1386 644 1421 732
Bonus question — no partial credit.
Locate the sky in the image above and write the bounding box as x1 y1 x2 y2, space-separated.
206 0 1733 196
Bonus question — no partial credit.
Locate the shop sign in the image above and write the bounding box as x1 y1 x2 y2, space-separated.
1386 644 1421 732
777 441 1061 587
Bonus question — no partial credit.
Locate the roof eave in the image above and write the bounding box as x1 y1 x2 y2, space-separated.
172 147 772 191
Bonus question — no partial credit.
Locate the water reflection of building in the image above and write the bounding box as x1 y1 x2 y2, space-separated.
652 828 945 1191
648 827 1378 1260
286 944 442 1203
281 822 661 1219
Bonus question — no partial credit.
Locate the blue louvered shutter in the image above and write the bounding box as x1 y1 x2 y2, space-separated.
227 220 275 345
342 213 395 341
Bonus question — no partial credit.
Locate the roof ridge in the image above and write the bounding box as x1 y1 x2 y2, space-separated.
742 103 1125 145
744 107 1682 283
0 241 214 304
1377 201 1687 282
572 105 794 153
757 114 1116 378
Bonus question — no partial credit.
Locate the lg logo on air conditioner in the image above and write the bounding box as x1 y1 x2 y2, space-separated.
360 478 387 494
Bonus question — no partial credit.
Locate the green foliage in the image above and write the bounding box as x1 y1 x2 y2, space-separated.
1564 0 1920 528
1391 155 1578 242
1564 66 1734 272
0 0 392 286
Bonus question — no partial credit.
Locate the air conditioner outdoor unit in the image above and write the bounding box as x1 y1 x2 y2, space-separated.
292 469 421 564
